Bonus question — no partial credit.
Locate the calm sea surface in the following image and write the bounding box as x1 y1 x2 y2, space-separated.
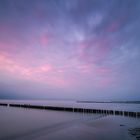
0 99 140 112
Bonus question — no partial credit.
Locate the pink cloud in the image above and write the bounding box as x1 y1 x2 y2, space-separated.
39 34 48 46
96 67 111 76
97 77 114 88
77 37 110 64
0 52 33 78
0 52 71 88
36 65 52 72
76 64 92 73
106 16 126 32
93 66 119 89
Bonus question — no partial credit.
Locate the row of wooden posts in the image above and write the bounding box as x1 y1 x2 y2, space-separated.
0 103 140 118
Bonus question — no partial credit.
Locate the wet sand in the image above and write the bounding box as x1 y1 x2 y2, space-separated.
36 116 139 140
129 128 140 140
0 106 139 140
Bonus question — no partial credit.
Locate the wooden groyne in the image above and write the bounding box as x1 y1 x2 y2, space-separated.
0 103 140 118
0 103 8 106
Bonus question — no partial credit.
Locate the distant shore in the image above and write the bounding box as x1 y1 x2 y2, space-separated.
77 101 140 104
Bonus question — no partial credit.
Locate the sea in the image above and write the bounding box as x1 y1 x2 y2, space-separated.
0 99 140 112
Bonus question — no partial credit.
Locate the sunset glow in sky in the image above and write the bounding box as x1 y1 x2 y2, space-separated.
0 0 140 100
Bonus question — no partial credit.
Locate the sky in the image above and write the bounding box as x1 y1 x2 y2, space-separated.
0 0 140 100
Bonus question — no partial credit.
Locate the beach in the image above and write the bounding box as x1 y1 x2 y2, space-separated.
0 105 139 140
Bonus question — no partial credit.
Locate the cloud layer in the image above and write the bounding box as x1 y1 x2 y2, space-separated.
0 0 140 100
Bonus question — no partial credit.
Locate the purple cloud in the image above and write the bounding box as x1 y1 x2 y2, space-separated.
0 0 140 100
